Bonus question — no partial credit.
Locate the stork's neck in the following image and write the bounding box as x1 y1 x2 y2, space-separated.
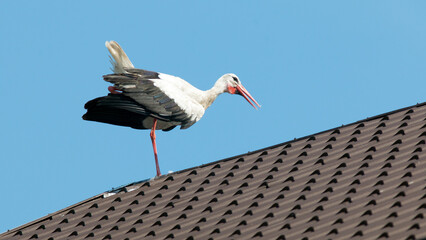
200 78 227 109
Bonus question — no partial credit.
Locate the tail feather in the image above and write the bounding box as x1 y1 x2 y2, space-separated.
83 94 148 129
105 41 134 73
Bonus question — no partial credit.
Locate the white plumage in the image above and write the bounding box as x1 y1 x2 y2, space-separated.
83 41 260 176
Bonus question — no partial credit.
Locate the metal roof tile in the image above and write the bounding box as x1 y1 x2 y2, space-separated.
1 102 426 240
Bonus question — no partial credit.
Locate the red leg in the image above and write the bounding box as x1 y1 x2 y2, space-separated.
150 119 161 177
108 86 121 94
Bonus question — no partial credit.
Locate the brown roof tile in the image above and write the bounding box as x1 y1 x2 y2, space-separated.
1 102 425 240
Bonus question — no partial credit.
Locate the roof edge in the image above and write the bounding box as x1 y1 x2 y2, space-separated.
170 101 426 176
0 194 105 237
1 101 424 236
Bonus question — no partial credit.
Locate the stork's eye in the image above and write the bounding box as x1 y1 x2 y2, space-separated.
232 76 239 83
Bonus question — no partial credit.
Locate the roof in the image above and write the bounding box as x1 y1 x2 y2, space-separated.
1 102 425 240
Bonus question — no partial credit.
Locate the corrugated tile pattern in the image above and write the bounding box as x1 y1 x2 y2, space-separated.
1 102 425 240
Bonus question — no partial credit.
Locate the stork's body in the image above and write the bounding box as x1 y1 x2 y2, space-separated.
83 41 260 176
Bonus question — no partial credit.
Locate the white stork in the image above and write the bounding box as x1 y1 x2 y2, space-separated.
83 41 260 176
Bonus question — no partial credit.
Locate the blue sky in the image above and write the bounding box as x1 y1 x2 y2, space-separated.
1 1 425 233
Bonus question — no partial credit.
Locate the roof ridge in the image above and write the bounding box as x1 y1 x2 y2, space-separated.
1 101 424 237
0 194 104 237
165 101 426 177
73 101 424 199
0 178 156 236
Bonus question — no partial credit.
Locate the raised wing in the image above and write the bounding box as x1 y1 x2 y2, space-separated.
103 68 204 129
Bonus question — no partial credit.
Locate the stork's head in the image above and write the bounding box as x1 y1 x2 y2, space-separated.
221 73 261 109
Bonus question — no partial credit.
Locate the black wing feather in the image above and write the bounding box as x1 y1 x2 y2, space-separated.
103 69 192 125
83 94 171 130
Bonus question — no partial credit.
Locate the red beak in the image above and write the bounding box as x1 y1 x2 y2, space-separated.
235 84 261 109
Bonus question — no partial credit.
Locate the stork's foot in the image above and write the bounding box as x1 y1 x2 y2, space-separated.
108 86 122 94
